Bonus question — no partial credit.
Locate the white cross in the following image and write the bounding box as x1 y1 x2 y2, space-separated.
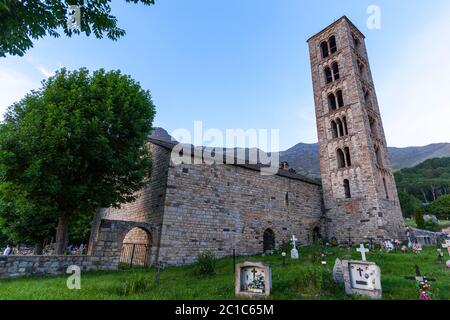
357 244 369 261
291 235 298 249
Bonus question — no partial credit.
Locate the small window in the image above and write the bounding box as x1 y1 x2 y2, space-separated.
321 41 329 59
331 121 338 139
328 93 337 110
344 179 351 199
324 67 333 84
336 90 344 108
353 35 361 48
342 116 348 135
332 62 340 81
344 147 352 166
383 178 389 199
336 118 344 137
375 146 383 167
337 149 346 168
329 36 337 53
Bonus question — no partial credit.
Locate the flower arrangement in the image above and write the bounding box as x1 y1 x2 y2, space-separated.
248 275 265 293
413 243 422 254
418 280 432 300
394 239 401 247
401 245 408 253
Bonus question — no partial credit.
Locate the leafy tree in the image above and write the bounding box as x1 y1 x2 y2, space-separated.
414 206 425 230
0 68 155 254
428 194 450 220
398 191 421 218
0 183 57 254
0 0 155 57
69 211 93 245
394 157 450 203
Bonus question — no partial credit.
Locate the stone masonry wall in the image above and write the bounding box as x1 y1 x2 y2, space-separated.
157 163 324 266
0 255 117 279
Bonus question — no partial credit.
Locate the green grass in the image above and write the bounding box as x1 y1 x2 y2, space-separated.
0 246 448 300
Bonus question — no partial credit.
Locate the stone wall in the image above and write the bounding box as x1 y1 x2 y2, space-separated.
157 162 324 265
0 255 116 279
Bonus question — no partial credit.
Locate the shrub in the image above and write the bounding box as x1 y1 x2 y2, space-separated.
414 206 426 229
294 266 339 296
118 273 151 296
193 251 216 276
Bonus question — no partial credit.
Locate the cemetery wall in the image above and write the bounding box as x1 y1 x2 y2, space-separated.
157 162 324 265
0 255 117 279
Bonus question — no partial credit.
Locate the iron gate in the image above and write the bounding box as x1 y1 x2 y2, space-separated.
120 243 150 267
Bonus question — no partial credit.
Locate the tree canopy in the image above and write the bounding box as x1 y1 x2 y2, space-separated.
394 157 450 203
428 194 450 220
0 68 155 254
0 0 155 57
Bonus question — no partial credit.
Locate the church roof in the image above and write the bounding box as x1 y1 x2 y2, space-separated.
148 137 322 186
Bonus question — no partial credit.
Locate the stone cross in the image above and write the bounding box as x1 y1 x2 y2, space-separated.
357 244 369 261
291 235 298 249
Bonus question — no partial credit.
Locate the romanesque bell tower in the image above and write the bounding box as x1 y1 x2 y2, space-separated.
307 16 405 243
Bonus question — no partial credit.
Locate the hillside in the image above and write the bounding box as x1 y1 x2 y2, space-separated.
279 143 450 179
151 128 450 179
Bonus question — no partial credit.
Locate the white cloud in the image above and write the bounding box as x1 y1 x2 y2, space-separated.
0 67 40 118
378 6 450 147
36 65 55 78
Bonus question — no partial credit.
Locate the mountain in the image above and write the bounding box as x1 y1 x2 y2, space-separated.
279 143 450 179
151 128 450 180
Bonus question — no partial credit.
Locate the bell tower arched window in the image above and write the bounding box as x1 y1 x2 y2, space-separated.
332 62 340 81
331 121 338 139
336 90 344 107
344 147 352 166
325 67 333 84
328 93 337 110
344 179 351 199
337 149 346 168
329 36 337 53
321 41 329 58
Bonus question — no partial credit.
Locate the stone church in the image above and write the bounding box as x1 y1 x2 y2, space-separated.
88 17 405 267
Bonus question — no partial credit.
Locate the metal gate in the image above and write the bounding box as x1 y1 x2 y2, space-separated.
120 243 150 267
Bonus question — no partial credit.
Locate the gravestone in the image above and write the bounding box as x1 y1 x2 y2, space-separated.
235 261 272 297
290 235 299 260
357 244 369 261
341 260 382 299
332 258 344 284
442 240 450 256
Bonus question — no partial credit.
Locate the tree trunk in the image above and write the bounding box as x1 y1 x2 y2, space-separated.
34 239 44 255
54 215 70 255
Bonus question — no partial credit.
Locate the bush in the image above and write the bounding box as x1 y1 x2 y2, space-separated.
414 206 426 229
193 251 216 276
294 266 339 296
118 273 151 296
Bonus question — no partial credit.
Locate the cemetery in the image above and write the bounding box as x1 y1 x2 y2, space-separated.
0 243 448 300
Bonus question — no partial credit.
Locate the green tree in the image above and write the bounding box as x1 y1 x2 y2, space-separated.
0 68 155 254
428 194 450 220
398 191 421 218
0 183 57 254
0 0 155 57
414 206 425 230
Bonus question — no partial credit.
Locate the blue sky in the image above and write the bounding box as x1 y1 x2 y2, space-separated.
1 0 449 151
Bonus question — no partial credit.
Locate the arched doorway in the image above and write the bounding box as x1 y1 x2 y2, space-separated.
312 227 321 243
263 229 275 253
120 227 152 267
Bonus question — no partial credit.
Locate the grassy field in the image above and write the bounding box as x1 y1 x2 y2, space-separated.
0 246 448 300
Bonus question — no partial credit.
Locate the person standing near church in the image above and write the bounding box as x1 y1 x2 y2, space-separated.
3 244 12 256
